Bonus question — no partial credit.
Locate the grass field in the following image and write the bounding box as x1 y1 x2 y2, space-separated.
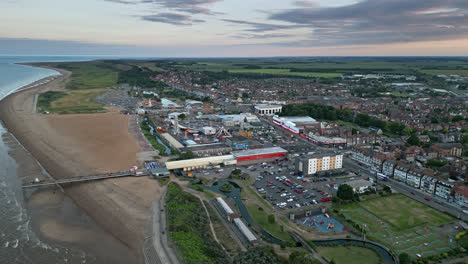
337 194 456 256
228 69 342 78
245 202 292 242
46 89 107 114
37 61 119 90
420 69 468 77
317 246 381 264
360 194 453 229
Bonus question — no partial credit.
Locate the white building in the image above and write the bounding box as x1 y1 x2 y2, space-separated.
346 179 372 194
382 159 396 177
420 175 437 194
394 164 410 182
406 170 423 188
435 181 454 200
254 105 282 116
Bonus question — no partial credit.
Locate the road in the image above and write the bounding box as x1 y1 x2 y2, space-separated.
343 158 467 221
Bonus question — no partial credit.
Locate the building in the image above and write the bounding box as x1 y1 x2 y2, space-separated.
149 167 170 177
431 143 463 157
435 180 454 200
453 185 468 208
233 147 287 165
307 134 347 147
272 116 318 134
186 143 231 157
420 175 437 194
216 197 238 221
295 152 343 176
346 179 372 194
394 163 410 182
349 146 373 167
406 169 423 188
225 136 250 150
382 159 396 178
233 218 257 243
165 155 235 171
254 105 282 116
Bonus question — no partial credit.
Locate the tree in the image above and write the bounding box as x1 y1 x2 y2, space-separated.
178 113 186 120
462 134 468 144
399 253 411 264
231 168 242 176
383 185 392 193
337 184 355 201
178 151 194 160
406 134 421 146
268 214 275 224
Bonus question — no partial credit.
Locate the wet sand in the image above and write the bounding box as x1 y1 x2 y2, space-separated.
0 66 158 263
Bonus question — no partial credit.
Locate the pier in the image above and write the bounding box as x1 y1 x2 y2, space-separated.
22 171 147 188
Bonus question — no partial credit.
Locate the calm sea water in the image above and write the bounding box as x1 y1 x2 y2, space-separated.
0 56 111 264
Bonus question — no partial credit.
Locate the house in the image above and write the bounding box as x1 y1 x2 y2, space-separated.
420 175 437 194
406 168 423 188
431 143 463 157
368 126 383 135
453 185 468 208
346 179 373 194
435 180 454 200
382 159 396 178
394 162 411 182
370 152 387 174
349 145 373 167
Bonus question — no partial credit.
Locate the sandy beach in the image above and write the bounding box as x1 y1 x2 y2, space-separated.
0 66 159 263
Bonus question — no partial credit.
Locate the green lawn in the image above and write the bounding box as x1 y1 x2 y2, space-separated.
46 89 107 114
245 203 292 242
337 194 456 256
228 69 342 78
359 194 454 230
317 246 381 264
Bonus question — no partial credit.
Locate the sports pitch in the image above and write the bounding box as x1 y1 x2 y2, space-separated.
338 194 457 256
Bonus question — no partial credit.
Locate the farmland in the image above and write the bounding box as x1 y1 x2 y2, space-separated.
336 194 457 256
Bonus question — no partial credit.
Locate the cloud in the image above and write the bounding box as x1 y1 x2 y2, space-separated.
233 33 294 39
293 1 319 8
267 0 468 46
105 0 222 14
222 19 306 32
141 13 204 25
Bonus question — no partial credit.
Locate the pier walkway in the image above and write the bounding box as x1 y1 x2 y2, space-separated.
22 171 147 188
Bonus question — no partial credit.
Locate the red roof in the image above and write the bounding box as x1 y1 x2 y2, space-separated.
454 185 468 198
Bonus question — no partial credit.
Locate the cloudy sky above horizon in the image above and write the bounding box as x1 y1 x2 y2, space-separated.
1 0 468 56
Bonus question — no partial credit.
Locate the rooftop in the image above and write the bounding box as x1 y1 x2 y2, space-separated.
233 147 287 158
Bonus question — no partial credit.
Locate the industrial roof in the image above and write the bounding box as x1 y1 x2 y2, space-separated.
216 197 234 215
233 147 287 158
280 116 317 124
254 105 282 110
233 218 256 242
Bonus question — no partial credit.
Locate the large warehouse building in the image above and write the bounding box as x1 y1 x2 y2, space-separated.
233 147 287 165
295 152 343 176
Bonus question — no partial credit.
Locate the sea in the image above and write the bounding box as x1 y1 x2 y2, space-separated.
0 56 130 264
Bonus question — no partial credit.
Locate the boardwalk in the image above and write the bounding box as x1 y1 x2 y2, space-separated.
22 172 145 188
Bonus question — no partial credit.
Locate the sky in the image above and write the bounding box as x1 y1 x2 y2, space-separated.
1 0 468 57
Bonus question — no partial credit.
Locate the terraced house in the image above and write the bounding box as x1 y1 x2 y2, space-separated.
420 175 437 194
394 163 411 182
435 180 454 201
